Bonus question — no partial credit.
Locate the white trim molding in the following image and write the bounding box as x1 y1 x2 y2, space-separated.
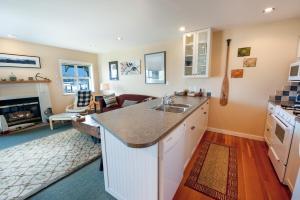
58 59 94 95
207 127 265 141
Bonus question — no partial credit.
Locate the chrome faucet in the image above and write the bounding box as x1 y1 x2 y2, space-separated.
162 95 175 105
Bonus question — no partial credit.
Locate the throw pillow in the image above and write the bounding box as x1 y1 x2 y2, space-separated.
103 93 118 108
122 100 138 107
143 97 153 102
77 90 92 107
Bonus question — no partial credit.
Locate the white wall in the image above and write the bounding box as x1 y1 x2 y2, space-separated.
99 18 300 137
0 38 99 113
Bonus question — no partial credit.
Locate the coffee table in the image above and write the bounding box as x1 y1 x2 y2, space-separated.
72 114 99 136
72 114 103 171
49 113 78 130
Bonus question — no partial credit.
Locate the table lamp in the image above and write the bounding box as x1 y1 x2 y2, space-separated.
100 83 110 95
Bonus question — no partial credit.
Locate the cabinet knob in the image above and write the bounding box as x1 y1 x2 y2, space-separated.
267 128 269 131
201 107 204 110
191 126 195 130
204 112 207 115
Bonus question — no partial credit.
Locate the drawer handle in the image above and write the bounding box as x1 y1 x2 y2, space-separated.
191 126 195 130
204 112 207 115
267 128 269 131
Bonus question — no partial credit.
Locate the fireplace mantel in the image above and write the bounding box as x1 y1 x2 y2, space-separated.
0 82 52 123
0 80 51 84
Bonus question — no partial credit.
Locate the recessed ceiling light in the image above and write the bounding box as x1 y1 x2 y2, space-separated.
116 36 123 41
179 26 186 32
263 7 275 14
7 34 16 39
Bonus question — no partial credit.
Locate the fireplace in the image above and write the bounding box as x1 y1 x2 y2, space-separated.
0 97 42 127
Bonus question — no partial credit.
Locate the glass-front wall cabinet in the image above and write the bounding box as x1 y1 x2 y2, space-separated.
183 28 212 77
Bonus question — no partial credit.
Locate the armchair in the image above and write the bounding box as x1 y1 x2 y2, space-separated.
66 90 94 114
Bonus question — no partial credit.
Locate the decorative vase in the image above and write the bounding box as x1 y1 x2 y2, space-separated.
9 73 17 81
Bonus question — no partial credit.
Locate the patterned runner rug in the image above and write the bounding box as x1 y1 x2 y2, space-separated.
0 128 101 200
185 141 238 200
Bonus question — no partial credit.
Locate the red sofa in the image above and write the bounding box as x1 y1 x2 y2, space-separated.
100 94 155 113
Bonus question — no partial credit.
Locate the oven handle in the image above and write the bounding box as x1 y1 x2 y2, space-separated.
270 146 280 161
271 114 288 129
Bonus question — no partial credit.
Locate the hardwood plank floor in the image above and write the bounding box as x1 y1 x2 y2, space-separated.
173 131 291 200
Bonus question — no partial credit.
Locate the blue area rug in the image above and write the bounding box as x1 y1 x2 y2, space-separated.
0 125 115 200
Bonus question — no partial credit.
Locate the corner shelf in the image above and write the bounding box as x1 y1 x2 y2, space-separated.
0 80 51 84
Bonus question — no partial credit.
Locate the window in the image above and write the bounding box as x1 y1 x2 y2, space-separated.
60 60 94 95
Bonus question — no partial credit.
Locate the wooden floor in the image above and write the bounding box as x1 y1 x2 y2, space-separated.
173 131 291 200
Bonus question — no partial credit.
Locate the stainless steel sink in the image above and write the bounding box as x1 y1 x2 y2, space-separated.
152 104 191 113
168 103 192 108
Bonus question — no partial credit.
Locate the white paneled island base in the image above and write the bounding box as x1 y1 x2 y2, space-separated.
100 126 159 200
97 98 209 200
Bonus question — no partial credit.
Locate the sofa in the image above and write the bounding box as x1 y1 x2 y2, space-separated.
99 94 155 113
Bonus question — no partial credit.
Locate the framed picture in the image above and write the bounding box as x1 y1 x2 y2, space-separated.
243 57 257 67
0 53 41 68
238 47 251 57
231 69 244 78
109 61 119 80
145 51 166 84
120 60 141 75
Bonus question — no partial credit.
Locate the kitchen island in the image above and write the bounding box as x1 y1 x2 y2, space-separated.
93 96 209 200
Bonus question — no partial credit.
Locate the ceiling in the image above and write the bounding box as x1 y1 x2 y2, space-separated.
1 0 300 53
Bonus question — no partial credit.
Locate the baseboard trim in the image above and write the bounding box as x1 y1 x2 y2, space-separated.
207 127 265 141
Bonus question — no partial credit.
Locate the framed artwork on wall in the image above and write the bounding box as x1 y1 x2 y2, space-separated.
231 69 244 78
0 53 41 68
120 60 141 75
237 47 251 57
243 57 257 68
144 51 166 84
109 61 119 80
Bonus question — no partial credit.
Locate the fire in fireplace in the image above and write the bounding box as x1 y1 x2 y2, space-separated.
0 97 42 127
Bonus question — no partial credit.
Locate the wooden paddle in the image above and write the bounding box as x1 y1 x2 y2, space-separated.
220 39 231 106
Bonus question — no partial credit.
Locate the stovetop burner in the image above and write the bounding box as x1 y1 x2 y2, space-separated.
279 103 300 117
281 104 300 110
293 110 300 116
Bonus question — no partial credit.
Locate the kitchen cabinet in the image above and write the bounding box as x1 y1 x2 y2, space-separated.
184 100 209 167
285 120 300 191
159 100 209 200
99 98 209 200
264 102 275 146
183 28 212 78
159 123 185 200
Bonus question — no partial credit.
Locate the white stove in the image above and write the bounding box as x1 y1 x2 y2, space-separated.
275 105 297 126
269 105 296 183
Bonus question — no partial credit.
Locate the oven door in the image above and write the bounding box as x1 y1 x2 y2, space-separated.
289 63 300 81
271 114 294 165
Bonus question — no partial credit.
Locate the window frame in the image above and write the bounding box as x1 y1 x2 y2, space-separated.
59 59 94 95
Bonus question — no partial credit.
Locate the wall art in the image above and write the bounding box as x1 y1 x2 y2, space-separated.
238 47 251 57
145 51 166 84
243 57 257 68
120 60 141 75
231 69 244 78
109 61 119 80
0 53 41 68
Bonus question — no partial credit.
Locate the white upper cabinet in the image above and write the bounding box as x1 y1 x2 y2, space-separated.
183 28 212 78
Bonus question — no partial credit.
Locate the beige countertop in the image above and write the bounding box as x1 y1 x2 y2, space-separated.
92 96 208 148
